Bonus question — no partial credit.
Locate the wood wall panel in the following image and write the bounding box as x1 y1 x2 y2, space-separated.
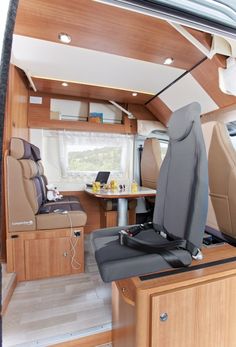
15 0 206 70
4 65 29 148
32 78 152 104
146 97 172 125
191 56 236 109
127 104 157 121
2 65 29 261
28 92 137 134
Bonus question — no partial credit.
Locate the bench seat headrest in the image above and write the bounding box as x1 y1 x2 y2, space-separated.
168 102 201 141
31 144 41 161
10 138 32 159
10 138 42 162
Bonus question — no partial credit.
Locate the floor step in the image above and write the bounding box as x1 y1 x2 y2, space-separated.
1 263 17 314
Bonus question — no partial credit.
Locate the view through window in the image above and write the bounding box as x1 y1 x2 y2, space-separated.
67 145 121 172
159 141 168 160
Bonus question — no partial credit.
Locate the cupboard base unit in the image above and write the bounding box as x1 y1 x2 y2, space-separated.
112 244 236 347
6 228 84 281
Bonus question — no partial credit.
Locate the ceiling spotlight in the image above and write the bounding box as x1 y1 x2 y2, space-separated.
132 92 138 96
58 32 71 44
62 82 68 87
164 57 174 65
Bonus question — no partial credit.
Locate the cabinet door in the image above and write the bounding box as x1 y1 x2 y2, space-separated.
24 237 82 280
151 276 236 347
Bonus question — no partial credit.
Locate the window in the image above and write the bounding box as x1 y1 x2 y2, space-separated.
30 129 134 191
67 145 122 172
159 141 168 160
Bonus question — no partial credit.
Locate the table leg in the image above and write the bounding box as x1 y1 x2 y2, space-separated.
117 198 128 226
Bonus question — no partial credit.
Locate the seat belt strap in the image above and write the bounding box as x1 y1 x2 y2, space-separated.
157 250 188 268
119 230 190 268
121 232 186 251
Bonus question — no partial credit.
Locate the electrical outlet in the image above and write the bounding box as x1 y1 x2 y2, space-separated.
74 231 81 237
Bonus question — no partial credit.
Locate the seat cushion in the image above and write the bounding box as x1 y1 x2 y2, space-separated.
92 227 192 282
36 201 87 229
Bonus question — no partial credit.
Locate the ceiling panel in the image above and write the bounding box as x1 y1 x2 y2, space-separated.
159 74 219 114
12 35 185 95
31 77 152 104
15 0 207 70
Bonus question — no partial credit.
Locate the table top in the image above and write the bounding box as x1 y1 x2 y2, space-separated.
84 186 156 199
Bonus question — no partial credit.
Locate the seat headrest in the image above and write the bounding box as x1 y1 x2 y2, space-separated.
168 102 201 141
37 161 44 175
10 138 32 159
31 144 41 161
20 160 38 179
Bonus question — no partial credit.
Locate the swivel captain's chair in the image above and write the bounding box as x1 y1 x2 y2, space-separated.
141 137 162 219
92 102 208 282
141 137 162 190
202 121 236 239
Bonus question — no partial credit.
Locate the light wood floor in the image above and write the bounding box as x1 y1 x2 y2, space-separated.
2 236 112 347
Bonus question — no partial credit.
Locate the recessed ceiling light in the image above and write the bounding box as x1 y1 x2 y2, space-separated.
58 32 71 44
164 57 174 65
62 82 68 87
132 92 138 96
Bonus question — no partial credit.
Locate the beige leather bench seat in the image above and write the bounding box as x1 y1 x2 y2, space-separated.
7 138 87 232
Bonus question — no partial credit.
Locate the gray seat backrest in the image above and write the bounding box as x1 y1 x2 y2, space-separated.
153 102 208 249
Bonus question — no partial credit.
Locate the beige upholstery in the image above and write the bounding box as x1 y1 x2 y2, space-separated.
7 156 36 232
36 211 87 230
10 137 31 159
141 137 162 189
6 138 87 231
202 121 236 238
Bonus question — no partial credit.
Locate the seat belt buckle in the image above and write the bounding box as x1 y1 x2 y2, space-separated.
119 229 130 245
192 248 203 260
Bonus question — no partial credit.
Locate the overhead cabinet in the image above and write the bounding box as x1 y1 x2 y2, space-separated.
28 93 137 134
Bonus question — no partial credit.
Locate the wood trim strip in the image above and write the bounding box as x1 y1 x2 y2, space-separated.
32 78 152 104
140 256 236 281
51 330 112 347
1 273 17 315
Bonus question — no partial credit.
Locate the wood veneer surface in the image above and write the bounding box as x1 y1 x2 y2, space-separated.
15 0 206 69
32 78 152 104
28 93 137 134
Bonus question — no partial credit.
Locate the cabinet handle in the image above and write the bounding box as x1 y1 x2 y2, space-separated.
160 312 168 322
63 252 68 257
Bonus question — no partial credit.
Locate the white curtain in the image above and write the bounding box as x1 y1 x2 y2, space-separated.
30 129 134 191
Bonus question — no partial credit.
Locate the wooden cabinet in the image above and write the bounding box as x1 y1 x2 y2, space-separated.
151 277 236 347
112 244 236 347
28 92 137 134
7 228 84 281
